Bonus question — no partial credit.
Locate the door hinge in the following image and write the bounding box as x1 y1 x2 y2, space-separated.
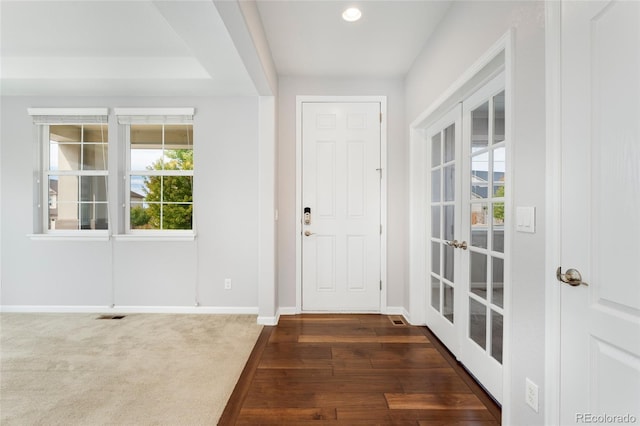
380 280 382 290
380 224 382 235
379 112 382 123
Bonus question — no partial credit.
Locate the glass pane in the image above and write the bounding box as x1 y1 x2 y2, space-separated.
492 257 504 308
164 148 193 171
470 252 488 299
493 91 505 144
79 202 108 230
83 124 108 143
431 169 441 202
444 165 455 202
471 152 489 199
431 133 441 167
131 124 163 144
493 203 505 253
471 203 488 249
50 125 81 142
162 176 193 203
491 310 503 364
444 245 454 282
79 176 107 203
431 242 440 275
130 203 157 230
50 142 81 171
131 148 162 171
443 284 454 323
164 124 193 146
162 204 192 230
431 275 440 311
469 298 487 349
444 205 455 242
471 102 489 152
130 175 148 202
492 147 506 197
431 206 441 238
82 143 108 171
444 123 455 163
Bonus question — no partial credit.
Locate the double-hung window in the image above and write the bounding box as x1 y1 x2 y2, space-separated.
28 108 109 235
115 108 194 234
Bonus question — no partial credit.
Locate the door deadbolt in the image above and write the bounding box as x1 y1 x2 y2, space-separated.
304 207 311 225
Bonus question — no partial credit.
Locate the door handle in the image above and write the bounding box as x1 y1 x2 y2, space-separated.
446 240 468 250
556 267 588 287
304 230 315 236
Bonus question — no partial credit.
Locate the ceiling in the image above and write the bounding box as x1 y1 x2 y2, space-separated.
0 0 452 97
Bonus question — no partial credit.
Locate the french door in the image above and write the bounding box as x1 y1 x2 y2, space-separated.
426 72 507 403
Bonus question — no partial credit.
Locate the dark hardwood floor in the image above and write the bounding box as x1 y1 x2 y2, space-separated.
219 314 501 425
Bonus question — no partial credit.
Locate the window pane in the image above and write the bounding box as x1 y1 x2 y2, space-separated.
165 125 193 146
431 169 441 202
444 244 454 283
493 203 505 253
444 205 454 242
469 298 487 349
50 142 81 171
130 176 147 202
80 202 108 230
53 175 78 229
471 102 489 152
471 152 489 199
131 124 163 144
493 147 506 197
492 257 504 308
431 206 440 238
470 252 487 299
431 241 440 275
443 284 454 323
431 275 440 311
444 165 455 201
493 91 505 144
162 176 193 203
162 204 192 230
471 203 488 249
164 148 193 171
131 148 162 171
83 143 108 171
491 310 503 364
444 123 455 163
83 124 108 143
80 176 107 202
50 125 81 142
130 203 157 230
431 133 441 167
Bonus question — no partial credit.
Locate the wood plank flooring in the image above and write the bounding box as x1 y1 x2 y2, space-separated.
219 314 501 425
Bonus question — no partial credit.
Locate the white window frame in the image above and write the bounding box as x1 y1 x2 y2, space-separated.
115 108 195 239
27 108 110 240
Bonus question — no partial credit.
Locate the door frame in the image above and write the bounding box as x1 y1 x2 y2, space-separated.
408 29 514 421
295 96 388 313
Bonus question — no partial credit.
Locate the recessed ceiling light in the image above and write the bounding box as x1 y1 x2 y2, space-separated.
342 7 362 22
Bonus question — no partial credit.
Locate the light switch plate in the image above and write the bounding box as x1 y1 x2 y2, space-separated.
516 206 536 233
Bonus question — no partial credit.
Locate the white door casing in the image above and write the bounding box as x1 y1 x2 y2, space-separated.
300 101 383 312
558 1 640 424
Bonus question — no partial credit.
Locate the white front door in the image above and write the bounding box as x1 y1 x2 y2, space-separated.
301 102 382 311
560 1 640 423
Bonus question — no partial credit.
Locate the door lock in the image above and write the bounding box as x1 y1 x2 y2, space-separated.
304 207 311 225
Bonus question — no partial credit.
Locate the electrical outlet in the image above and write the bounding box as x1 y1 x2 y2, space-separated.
526 378 539 412
224 278 232 290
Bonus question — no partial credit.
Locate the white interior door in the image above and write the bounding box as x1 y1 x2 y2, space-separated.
559 1 640 423
460 74 506 403
426 104 462 354
301 102 381 311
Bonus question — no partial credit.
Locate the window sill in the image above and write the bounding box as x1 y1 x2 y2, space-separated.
112 233 196 242
27 232 110 242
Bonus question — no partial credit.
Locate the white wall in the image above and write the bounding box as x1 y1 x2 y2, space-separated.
0 96 260 311
405 1 546 425
277 76 405 310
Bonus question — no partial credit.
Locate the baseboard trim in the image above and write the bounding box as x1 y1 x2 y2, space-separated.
0 305 259 315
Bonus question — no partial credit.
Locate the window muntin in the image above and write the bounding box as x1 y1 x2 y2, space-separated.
45 123 109 231
128 123 193 231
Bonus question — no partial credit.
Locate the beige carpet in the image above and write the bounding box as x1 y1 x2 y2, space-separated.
0 313 262 425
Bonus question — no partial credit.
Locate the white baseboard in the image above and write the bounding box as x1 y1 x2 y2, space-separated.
0 305 259 315
384 306 405 315
278 307 298 316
